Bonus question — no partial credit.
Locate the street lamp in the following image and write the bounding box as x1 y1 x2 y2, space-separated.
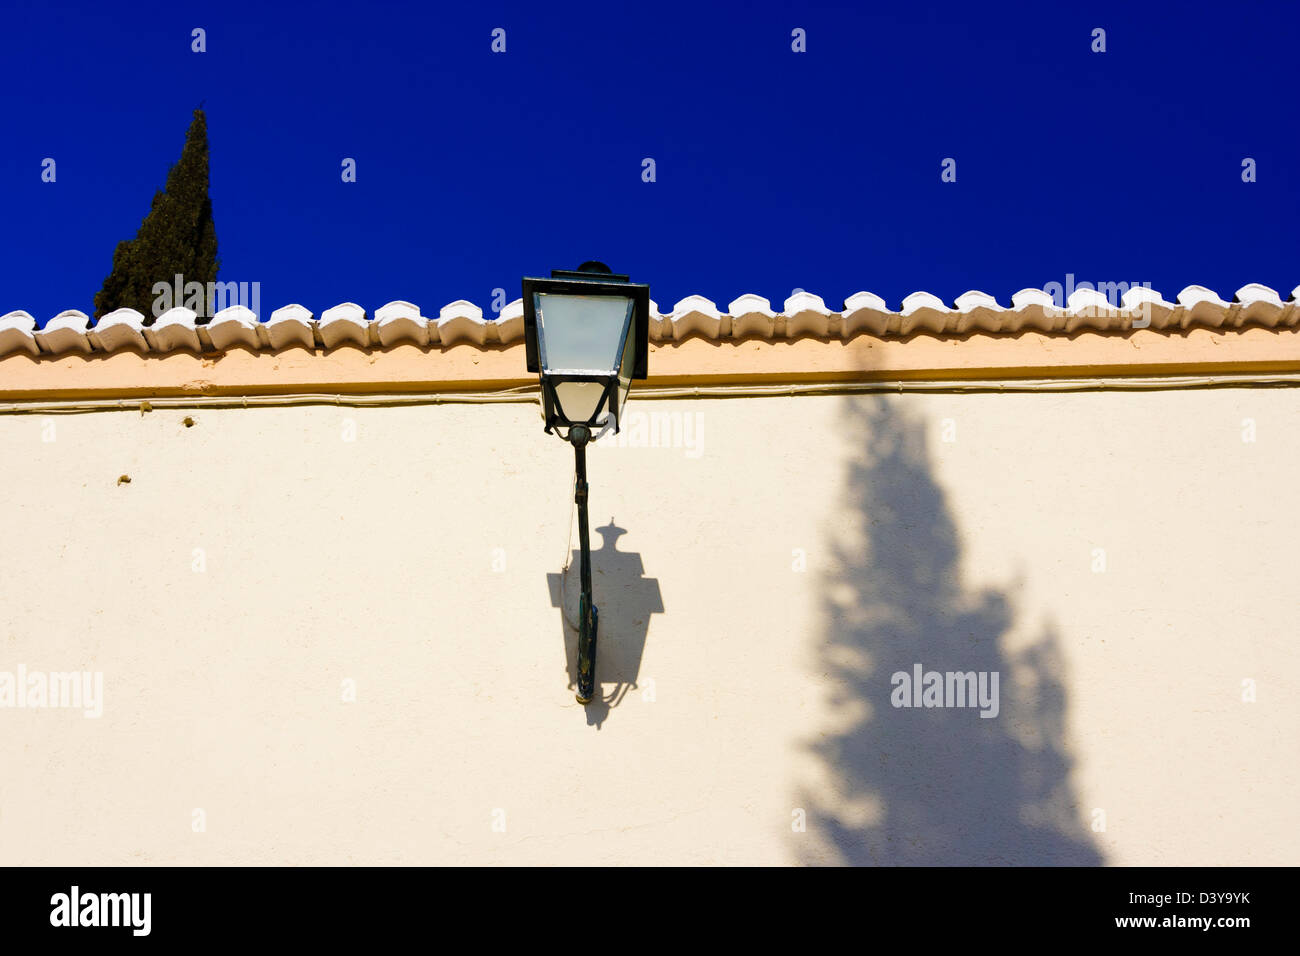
522 261 650 704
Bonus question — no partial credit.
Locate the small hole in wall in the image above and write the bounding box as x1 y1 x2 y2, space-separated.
183 416 195 428
117 475 131 485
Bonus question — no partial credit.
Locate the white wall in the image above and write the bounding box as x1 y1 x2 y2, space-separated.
0 389 1295 864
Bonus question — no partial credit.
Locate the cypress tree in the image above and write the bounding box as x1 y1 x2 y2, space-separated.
94 109 219 325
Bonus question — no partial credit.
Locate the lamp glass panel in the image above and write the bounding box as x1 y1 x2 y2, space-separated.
615 309 638 419
535 293 633 373
553 380 606 425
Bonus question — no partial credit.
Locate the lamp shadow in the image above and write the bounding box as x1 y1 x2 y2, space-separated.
799 395 1103 865
547 519 664 728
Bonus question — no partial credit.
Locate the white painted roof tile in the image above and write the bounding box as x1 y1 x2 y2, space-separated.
318 302 369 349
88 309 148 353
669 296 723 341
646 299 669 340
436 300 487 347
374 300 429 348
1 286 1295 359
494 298 526 345
841 292 892 337
144 308 202 352
207 306 261 352
0 311 39 357
265 304 315 351
33 310 92 355
783 292 832 338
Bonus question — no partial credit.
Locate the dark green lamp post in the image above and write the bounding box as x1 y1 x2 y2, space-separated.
522 262 650 704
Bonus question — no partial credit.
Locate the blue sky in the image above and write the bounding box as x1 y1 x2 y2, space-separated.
2 0 1297 326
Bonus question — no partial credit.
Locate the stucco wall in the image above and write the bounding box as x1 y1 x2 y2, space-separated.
0 389 1295 865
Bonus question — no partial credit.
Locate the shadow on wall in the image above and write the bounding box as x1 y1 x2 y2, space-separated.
548 519 664 729
799 396 1102 865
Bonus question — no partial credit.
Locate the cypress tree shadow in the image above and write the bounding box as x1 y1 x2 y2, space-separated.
799 396 1102 865
548 519 664 728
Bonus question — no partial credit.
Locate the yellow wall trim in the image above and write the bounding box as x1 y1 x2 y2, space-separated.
2 327 1298 401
